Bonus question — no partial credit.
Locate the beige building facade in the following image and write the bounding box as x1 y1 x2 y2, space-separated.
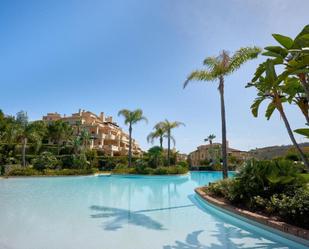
43 109 142 156
189 142 248 166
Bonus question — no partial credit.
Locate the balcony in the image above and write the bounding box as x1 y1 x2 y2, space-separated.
105 134 117 140
104 145 119 151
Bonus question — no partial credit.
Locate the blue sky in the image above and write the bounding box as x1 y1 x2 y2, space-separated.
0 0 308 153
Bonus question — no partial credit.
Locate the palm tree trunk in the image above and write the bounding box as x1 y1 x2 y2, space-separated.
219 77 228 179
159 136 163 149
277 101 309 169
22 137 27 167
167 130 171 166
128 124 132 168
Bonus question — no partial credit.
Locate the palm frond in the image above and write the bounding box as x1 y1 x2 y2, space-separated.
183 70 217 88
228 47 261 74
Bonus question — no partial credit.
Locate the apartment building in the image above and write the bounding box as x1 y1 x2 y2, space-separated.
189 142 248 166
43 109 142 156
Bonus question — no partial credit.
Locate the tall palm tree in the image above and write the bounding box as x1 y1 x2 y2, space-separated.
15 111 43 167
118 109 148 167
147 123 166 149
80 128 92 150
204 134 216 145
204 134 216 163
158 119 184 166
184 47 261 178
48 120 73 155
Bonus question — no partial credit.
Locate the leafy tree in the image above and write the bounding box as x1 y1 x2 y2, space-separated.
48 120 73 154
184 47 260 178
157 119 184 165
80 128 92 150
261 25 309 102
32 152 59 171
247 59 309 169
147 123 166 149
147 146 164 168
118 109 147 167
15 111 44 167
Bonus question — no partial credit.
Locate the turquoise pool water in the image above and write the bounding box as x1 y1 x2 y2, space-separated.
0 172 307 249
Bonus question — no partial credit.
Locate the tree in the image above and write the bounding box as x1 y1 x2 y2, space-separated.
158 119 184 166
260 25 309 102
204 134 216 145
147 146 163 168
247 59 309 169
184 47 260 178
15 111 43 167
80 128 92 151
48 120 73 154
147 123 166 149
204 134 216 164
118 109 147 167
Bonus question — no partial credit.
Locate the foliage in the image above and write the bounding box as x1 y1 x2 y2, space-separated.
268 188 309 228
147 146 164 168
112 164 188 175
206 159 309 229
156 119 184 165
32 152 60 171
73 153 90 169
6 167 95 176
177 160 189 168
247 25 309 168
147 124 166 148
185 47 261 179
118 108 147 167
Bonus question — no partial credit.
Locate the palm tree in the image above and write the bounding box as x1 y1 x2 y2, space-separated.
204 134 216 145
48 120 73 155
147 123 166 149
184 47 261 178
80 128 92 150
247 59 309 169
118 109 148 167
15 111 43 167
158 119 184 165
204 134 216 164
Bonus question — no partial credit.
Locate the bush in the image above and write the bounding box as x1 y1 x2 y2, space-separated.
177 160 189 168
32 152 60 171
73 154 90 169
43 168 95 176
7 168 40 176
269 188 309 229
205 158 309 229
234 159 304 201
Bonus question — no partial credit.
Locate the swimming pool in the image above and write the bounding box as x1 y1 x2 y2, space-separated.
0 172 307 249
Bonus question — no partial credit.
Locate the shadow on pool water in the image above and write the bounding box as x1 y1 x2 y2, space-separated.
163 223 286 249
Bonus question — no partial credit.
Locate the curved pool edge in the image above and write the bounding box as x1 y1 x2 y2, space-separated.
195 187 309 247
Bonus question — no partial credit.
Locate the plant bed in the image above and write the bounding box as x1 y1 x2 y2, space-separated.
195 186 309 243
112 165 189 175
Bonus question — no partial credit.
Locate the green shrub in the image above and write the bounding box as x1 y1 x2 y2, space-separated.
73 154 90 169
43 168 95 176
177 160 189 168
7 168 40 176
269 188 309 229
32 152 60 171
234 159 304 201
205 158 309 229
